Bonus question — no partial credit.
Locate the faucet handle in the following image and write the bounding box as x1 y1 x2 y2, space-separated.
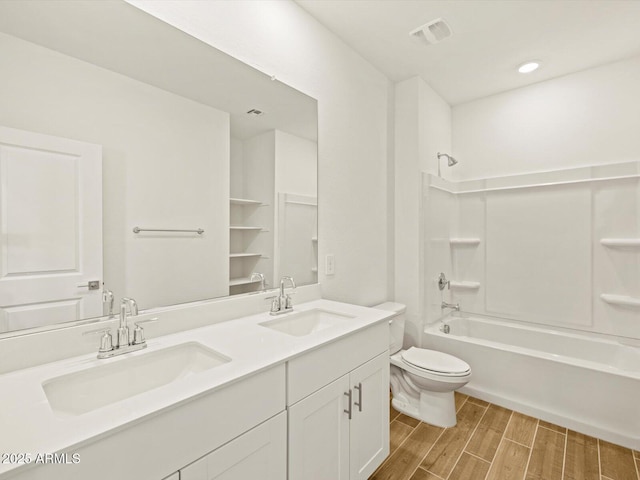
83 327 113 353
438 272 450 291
132 318 158 345
132 324 145 345
265 295 280 313
285 294 294 309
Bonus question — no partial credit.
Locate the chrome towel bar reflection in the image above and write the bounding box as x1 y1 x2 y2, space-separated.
133 227 204 235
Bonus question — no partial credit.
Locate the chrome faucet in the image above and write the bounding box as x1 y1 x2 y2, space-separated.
250 272 266 292
441 301 460 312
118 297 138 347
85 297 157 359
102 288 115 317
438 272 451 291
85 297 151 359
269 276 296 315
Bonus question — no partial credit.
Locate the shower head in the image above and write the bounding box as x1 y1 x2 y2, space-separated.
437 152 458 177
437 152 458 166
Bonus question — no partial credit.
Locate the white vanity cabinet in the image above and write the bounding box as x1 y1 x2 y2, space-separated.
6 365 286 480
0 303 392 480
348 353 390 479
287 322 389 480
179 412 286 480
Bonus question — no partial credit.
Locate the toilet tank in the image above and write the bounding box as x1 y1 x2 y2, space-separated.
374 302 406 355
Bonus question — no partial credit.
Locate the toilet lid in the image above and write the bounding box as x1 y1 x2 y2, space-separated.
401 347 470 374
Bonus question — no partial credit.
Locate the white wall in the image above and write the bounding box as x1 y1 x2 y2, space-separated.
453 55 640 180
230 137 244 198
274 131 317 198
394 77 451 346
0 32 230 310
128 0 391 306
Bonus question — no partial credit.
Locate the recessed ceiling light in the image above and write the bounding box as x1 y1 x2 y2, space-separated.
518 61 540 74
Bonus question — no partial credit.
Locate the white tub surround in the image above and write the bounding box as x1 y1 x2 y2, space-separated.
424 314 640 450
0 297 391 480
423 161 640 343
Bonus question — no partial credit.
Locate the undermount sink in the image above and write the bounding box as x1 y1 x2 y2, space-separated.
42 342 230 416
259 308 354 337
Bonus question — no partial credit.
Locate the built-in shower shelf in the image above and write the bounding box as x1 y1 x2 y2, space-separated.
230 226 263 231
601 294 640 308
230 197 262 206
600 238 640 248
229 253 262 259
449 281 481 290
449 238 481 246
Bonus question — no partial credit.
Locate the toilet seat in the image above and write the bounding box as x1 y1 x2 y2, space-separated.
400 347 470 377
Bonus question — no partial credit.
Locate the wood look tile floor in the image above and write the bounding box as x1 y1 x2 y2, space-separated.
370 393 640 480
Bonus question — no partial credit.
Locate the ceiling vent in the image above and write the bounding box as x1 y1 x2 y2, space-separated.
409 18 453 46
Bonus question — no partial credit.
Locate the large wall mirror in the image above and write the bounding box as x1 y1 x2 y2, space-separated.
0 1 318 336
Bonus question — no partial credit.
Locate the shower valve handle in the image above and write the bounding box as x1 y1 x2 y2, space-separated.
438 272 450 291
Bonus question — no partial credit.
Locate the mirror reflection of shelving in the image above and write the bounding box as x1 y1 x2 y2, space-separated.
229 129 317 296
229 131 277 296
229 198 268 295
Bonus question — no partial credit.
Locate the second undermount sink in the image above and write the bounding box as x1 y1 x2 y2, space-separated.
42 342 230 417
259 308 355 337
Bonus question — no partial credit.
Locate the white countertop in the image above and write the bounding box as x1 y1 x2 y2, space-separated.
0 299 391 478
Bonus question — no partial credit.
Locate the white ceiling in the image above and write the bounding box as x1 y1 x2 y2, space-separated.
295 0 640 105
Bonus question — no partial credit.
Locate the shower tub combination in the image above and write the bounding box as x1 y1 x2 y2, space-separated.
424 313 640 450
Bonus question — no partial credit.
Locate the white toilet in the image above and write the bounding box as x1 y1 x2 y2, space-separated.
375 302 472 428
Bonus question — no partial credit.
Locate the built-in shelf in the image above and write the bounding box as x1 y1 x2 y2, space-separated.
601 294 640 308
312 237 318 242
450 238 481 246
600 238 640 248
229 277 262 287
311 267 318 273
229 253 262 259
230 226 263 231
449 281 481 290
230 197 262 206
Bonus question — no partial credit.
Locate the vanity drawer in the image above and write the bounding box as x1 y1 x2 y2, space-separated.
287 321 388 405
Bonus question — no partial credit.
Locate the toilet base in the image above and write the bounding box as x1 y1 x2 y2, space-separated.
392 390 457 428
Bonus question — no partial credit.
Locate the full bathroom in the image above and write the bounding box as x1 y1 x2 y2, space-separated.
0 1 638 480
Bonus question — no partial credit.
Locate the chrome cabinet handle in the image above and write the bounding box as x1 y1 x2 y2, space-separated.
344 389 352 420
354 382 362 412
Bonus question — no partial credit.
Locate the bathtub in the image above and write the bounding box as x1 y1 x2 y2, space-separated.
423 313 640 450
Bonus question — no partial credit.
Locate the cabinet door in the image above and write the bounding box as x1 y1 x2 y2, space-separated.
288 374 351 480
180 412 286 480
349 352 390 480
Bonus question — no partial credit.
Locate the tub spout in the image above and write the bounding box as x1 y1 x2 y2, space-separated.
441 301 459 312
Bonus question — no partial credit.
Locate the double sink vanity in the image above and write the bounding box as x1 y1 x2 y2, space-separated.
0 288 391 480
